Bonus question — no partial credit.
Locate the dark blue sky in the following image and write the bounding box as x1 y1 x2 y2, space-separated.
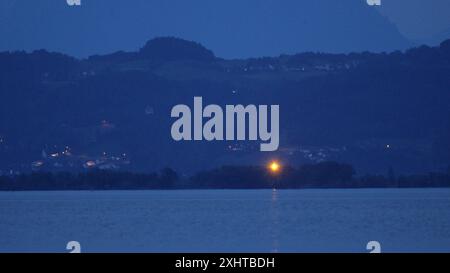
0 0 449 58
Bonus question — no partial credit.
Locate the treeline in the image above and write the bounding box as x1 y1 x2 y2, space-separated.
190 162 450 189
1 162 450 191
0 168 179 191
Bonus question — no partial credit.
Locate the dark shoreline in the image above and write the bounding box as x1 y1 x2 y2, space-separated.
1 187 450 192
2 162 450 191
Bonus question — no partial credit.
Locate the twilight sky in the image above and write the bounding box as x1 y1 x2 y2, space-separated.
0 0 449 58
378 0 450 43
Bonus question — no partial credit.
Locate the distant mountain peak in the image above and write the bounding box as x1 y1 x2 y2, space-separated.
139 37 215 62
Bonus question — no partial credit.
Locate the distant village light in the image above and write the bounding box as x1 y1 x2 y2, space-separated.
84 161 96 168
32 161 44 168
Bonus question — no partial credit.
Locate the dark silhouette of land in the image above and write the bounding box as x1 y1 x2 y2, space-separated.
1 162 449 191
1 37 450 176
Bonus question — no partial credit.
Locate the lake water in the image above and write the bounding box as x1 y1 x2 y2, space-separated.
0 189 449 253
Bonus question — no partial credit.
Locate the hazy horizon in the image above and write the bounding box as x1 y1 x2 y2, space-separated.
0 0 444 58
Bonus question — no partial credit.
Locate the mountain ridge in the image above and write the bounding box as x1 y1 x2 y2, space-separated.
0 37 449 175
0 0 411 58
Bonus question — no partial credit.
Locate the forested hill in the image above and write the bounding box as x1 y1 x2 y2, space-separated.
1 37 450 175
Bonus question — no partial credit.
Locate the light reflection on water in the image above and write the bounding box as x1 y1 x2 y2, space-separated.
270 189 280 253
